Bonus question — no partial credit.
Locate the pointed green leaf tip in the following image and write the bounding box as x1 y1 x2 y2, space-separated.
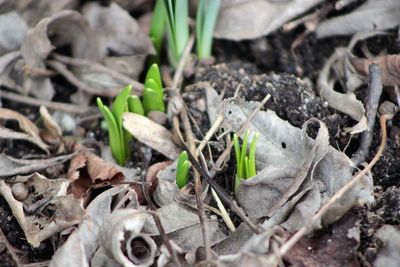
176 151 190 189
145 64 162 94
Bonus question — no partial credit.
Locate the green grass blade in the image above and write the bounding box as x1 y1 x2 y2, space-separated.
176 151 189 189
142 88 165 114
233 133 242 179
196 0 205 57
127 95 144 116
234 174 241 194
150 0 166 56
111 85 132 130
174 0 189 58
97 97 125 165
145 64 163 95
248 133 258 177
244 156 250 179
198 0 220 59
239 131 249 178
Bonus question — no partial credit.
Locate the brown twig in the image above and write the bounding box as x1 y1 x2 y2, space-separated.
274 114 391 263
351 63 382 165
51 53 144 94
140 147 181 267
0 90 97 114
46 60 123 97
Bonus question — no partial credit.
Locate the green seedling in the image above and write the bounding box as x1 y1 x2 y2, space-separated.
196 0 220 60
143 64 165 114
176 151 190 189
233 131 259 193
162 0 189 67
97 85 132 165
149 0 166 63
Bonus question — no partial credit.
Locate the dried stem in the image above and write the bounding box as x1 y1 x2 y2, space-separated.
51 53 144 93
275 114 391 262
0 90 97 114
351 63 382 165
46 60 123 97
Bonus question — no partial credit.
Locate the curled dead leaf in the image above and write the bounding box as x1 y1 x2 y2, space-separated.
67 149 124 203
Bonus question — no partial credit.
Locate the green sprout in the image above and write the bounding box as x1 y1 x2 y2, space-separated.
97 85 133 165
162 0 189 67
149 0 166 64
128 64 165 116
196 0 220 60
176 151 190 189
233 131 259 193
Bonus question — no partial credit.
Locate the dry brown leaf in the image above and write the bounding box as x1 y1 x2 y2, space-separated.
67 150 124 202
350 55 400 86
0 107 49 153
123 112 180 159
39 105 62 137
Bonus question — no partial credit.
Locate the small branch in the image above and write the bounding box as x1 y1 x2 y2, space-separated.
46 60 122 97
51 54 144 93
0 90 97 114
351 63 382 165
274 114 391 263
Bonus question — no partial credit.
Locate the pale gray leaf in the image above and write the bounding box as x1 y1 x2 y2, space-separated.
214 0 323 40
316 0 400 38
374 225 400 267
0 12 27 55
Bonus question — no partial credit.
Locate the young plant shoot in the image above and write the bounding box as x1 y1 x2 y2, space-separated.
162 0 189 67
233 131 259 193
143 63 165 114
176 151 190 189
97 85 132 165
196 0 221 60
149 0 166 63
127 64 165 116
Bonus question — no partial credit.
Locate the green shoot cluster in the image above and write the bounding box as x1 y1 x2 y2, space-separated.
233 131 259 193
176 151 190 189
97 64 165 165
149 0 221 65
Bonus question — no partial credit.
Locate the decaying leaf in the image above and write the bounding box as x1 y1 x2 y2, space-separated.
143 202 227 253
214 0 323 40
316 0 400 38
374 224 400 267
0 172 85 247
317 48 367 133
21 10 102 101
97 209 156 267
0 107 49 153
67 149 124 202
0 153 74 177
222 99 373 229
123 112 180 159
50 186 130 267
0 12 27 55
40 105 62 138
350 55 400 86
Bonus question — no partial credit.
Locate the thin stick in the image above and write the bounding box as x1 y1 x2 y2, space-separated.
351 64 382 165
46 60 123 97
275 114 391 262
51 53 144 93
172 34 195 88
0 90 97 114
